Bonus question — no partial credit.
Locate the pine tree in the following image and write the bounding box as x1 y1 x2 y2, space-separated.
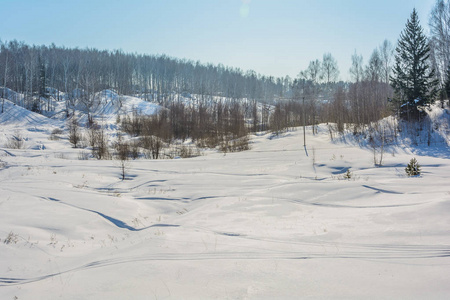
390 9 439 120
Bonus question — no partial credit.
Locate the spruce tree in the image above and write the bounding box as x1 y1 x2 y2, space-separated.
390 9 439 120
445 64 450 101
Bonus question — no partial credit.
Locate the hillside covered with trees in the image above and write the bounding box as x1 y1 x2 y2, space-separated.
1 2 450 135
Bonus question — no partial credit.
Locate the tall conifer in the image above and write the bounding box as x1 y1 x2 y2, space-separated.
445 64 450 100
390 9 439 119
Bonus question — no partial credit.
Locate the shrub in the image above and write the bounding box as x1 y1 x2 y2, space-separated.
405 157 421 177
68 117 82 148
5 130 24 149
179 145 200 158
219 136 250 153
130 140 140 159
141 136 163 159
343 168 352 180
52 128 64 135
49 128 63 140
4 231 19 244
91 126 110 159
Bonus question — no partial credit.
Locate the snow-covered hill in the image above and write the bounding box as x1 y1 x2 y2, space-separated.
0 90 163 150
0 95 450 299
0 99 61 127
74 90 162 128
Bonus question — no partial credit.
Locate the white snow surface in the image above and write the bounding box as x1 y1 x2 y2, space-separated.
71 90 162 128
1 99 450 299
0 99 62 127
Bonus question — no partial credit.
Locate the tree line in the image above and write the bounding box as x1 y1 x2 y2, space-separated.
272 2 450 136
0 41 291 114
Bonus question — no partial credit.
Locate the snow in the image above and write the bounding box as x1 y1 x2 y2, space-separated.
72 90 162 128
1 97 450 299
0 99 62 127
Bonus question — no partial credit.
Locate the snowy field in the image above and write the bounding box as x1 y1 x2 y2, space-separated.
1 101 450 299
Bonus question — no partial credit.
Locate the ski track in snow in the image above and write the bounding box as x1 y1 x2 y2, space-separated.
0 189 442 288
1 241 449 287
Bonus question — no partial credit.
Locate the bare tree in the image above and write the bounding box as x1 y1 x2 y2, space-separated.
62 55 74 116
1 46 8 113
332 86 347 133
115 134 130 180
429 0 450 84
379 39 394 85
322 53 339 84
68 116 82 148
300 59 323 84
349 51 364 126
349 51 364 83
92 125 110 159
299 60 322 134
365 49 383 82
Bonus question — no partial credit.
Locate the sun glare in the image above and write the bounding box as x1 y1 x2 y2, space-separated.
239 0 250 18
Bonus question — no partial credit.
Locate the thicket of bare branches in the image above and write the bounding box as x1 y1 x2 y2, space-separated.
121 101 249 153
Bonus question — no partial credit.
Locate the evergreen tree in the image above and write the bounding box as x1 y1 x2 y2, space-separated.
390 9 439 120
445 64 450 100
405 157 421 177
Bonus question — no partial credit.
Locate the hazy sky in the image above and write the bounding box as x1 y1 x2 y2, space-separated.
1 0 437 80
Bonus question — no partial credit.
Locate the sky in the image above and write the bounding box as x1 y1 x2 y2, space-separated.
0 0 437 81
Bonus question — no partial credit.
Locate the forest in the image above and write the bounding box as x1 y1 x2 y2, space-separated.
1 1 450 137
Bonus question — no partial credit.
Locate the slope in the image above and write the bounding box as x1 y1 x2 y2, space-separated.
0 111 449 299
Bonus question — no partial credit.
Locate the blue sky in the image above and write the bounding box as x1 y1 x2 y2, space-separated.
0 0 436 80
